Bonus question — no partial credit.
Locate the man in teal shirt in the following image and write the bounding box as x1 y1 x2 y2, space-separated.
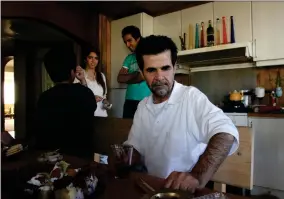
117 26 151 118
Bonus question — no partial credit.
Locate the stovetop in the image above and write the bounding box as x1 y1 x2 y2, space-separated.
220 101 252 113
221 106 249 113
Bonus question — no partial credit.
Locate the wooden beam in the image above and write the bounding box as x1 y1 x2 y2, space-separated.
98 14 111 89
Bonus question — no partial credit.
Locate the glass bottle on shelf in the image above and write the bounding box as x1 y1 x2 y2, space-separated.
222 16 228 44
206 20 214 47
195 23 199 49
230 16 235 43
200 22 205 48
216 18 221 45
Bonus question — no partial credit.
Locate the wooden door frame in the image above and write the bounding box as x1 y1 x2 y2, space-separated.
98 14 111 89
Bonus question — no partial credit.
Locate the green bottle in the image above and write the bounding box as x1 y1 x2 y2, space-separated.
206 20 214 47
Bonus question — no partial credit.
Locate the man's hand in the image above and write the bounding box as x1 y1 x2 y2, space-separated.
75 66 86 84
164 171 200 193
117 67 144 84
95 95 103 102
120 67 128 75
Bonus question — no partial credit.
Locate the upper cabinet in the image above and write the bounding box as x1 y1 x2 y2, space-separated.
153 11 182 51
110 13 153 88
181 3 213 50
213 2 252 44
252 2 284 66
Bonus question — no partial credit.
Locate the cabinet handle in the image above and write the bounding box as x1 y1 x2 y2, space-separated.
254 39 257 59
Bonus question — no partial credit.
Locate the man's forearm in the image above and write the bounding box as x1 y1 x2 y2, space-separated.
117 72 144 84
190 133 235 188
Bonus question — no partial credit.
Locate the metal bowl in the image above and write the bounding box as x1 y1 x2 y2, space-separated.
149 190 192 199
150 192 181 199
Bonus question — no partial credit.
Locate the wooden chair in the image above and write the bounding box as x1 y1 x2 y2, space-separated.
212 127 254 193
92 117 133 155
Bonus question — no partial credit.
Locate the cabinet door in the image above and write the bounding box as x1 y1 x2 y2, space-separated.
213 2 252 44
153 11 182 51
110 14 141 88
249 117 284 191
181 3 214 50
252 2 284 61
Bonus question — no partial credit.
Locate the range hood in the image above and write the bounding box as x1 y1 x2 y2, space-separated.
177 42 253 72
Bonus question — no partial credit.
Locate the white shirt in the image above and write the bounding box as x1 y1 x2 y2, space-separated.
125 81 239 178
74 70 108 117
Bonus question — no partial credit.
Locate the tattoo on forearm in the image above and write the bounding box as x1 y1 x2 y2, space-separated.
190 133 235 188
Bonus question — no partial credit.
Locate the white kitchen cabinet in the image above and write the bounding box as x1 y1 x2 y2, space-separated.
248 117 284 191
153 11 182 51
213 2 252 44
110 13 153 88
252 2 284 65
225 113 249 127
181 3 214 50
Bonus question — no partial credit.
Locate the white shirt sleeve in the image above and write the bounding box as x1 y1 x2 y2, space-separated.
192 88 239 155
124 102 144 156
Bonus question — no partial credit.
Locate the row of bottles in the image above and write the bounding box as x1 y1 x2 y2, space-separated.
185 16 235 50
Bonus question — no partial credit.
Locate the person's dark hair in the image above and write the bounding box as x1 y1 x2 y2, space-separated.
121 25 141 40
135 35 178 71
44 47 76 83
83 47 106 95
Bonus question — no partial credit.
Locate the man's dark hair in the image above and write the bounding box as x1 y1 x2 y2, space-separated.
121 25 141 40
135 35 178 71
43 47 76 83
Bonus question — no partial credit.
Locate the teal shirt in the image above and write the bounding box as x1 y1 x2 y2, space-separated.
122 53 151 101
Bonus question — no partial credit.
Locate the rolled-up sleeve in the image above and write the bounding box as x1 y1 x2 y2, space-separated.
193 89 239 155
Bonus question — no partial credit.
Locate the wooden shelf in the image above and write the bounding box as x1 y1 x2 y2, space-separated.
178 42 253 57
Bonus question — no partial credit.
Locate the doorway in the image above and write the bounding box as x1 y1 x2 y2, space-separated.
1 18 81 139
4 58 15 138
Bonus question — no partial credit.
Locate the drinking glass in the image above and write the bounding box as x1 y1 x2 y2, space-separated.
110 144 134 178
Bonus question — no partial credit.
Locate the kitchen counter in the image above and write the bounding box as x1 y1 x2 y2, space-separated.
248 112 284 118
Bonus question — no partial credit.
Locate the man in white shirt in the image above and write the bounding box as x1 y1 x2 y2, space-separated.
124 35 239 192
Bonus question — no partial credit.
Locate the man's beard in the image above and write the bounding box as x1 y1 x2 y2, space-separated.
151 81 171 98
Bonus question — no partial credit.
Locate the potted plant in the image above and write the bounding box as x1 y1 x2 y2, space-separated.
269 69 283 98
275 69 283 98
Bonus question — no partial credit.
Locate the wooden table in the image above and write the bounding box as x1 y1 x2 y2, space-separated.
1 150 251 199
102 172 251 199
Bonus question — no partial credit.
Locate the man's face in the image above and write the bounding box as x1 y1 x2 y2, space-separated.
123 34 140 52
142 50 176 100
